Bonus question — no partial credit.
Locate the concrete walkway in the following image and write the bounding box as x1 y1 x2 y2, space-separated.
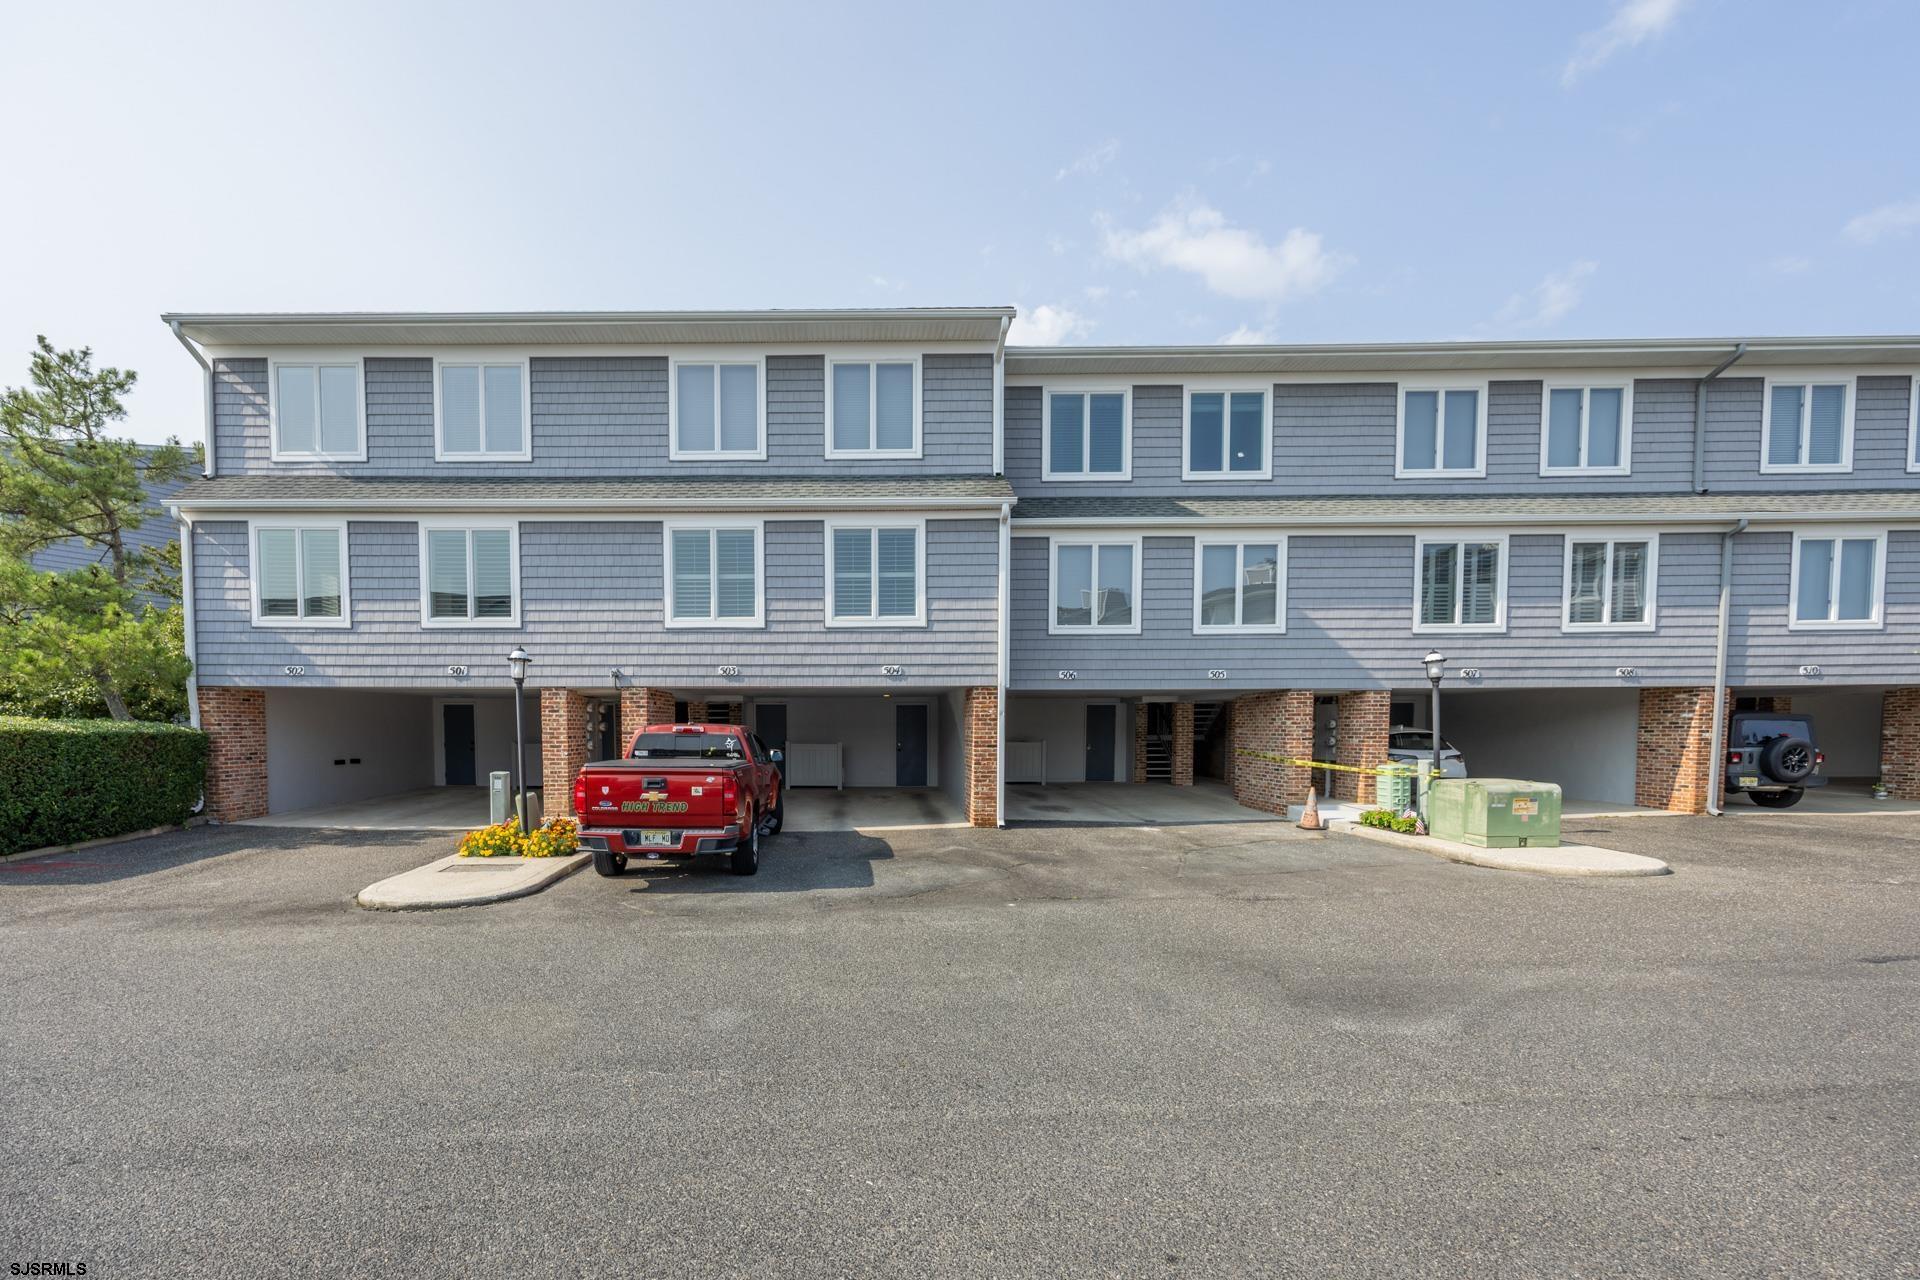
1333 820 1670 877
356 851 590 910
244 786 493 831
1007 780 1280 826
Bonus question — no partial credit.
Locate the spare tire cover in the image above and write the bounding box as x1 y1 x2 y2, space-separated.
1761 736 1815 783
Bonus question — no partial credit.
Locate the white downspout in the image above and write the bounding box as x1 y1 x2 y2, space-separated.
996 501 1011 827
1705 516 1750 815
992 315 1010 476
169 320 216 479
179 515 200 729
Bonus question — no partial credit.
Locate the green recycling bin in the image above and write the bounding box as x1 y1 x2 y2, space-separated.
1427 778 1561 848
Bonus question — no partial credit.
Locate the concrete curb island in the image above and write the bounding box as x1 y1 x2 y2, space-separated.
1332 820 1671 878
356 851 592 910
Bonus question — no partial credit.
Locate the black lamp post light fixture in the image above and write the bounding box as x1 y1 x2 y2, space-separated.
508 646 532 835
1423 649 1447 790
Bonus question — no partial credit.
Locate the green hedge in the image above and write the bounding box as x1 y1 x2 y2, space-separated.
0 717 207 856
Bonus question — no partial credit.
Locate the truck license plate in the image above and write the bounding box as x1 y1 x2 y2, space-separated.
1738 776 1759 788
638 830 675 848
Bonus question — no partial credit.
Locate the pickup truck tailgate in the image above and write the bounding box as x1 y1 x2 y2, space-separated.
576 762 736 827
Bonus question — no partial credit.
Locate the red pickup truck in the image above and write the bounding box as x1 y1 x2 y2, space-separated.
572 724 783 878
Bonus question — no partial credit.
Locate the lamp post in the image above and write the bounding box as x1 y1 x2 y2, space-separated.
1422 650 1447 811
508 646 532 835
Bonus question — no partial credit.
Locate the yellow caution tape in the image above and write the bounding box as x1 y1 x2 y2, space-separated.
1234 751 1440 778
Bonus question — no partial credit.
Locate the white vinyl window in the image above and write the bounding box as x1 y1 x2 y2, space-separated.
251 522 349 627
1414 535 1506 632
1184 389 1270 479
1563 536 1657 631
1762 376 1853 473
1790 531 1884 630
825 520 925 626
1906 374 1920 474
826 358 919 457
419 523 520 627
664 521 763 627
1050 538 1142 635
1044 390 1130 479
1193 537 1286 634
1542 384 1632 474
434 359 530 461
1398 384 1487 477
671 359 764 459
270 359 363 461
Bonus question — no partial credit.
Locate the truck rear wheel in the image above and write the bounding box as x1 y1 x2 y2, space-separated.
593 848 628 877
762 785 784 835
731 815 760 876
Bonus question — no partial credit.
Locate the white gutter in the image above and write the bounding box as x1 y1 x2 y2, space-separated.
169 320 216 479
1691 343 1748 493
1009 509 1920 531
179 516 200 729
1705 517 1751 816
996 501 1011 828
170 494 1015 517
992 314 1010 476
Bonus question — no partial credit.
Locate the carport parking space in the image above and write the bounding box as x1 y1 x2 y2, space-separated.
1006 780 1279 826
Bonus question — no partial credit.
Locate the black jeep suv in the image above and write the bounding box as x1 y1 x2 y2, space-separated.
1724 712 1825 809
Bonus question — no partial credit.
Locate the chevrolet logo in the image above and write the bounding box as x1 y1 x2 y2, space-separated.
641 791 666 802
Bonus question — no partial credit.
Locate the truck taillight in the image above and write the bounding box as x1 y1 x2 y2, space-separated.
722 775 739 812
572 775 587 816
1727 751 1743 764
1815 751 1826 765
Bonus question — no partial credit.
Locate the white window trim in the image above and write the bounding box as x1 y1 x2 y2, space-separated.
1905 372 1920 475
1538 382 1634 477
431 356 533 463
248 519 352 628
1758 373 1855 475
823 354 923 460
267 356 367 463
1788 527 1887 632
668 356 768 462
1041 387 1133 481
416 518 523 629
661 516 767 629
1411 531 1509 634
822 516 928 628
1395 380 1489 479
1181 387 1274 481
1047 535 1145 637
1191 533 1288 635
1560 532 1659 633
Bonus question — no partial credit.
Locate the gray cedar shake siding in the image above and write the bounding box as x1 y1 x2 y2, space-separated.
1008 531 1920 692
1004 375 1919 498
212 354 995 477
193 518 999 689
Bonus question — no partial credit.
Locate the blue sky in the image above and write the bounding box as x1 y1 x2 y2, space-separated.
2 0 1916 444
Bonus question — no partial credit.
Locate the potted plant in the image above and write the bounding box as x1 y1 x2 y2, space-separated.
1872 779 1891 800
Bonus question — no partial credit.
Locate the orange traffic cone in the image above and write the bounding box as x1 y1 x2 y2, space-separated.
1299 787 1323 830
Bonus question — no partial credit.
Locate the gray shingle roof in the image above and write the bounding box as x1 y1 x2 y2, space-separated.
170 473 1016 511
1012 490 1920 525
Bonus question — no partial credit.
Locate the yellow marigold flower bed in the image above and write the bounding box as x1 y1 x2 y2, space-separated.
456 817 579 858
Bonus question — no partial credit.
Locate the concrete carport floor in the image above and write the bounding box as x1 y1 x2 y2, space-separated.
1006 780 1281 826
782 787 967 831
240 786 494 831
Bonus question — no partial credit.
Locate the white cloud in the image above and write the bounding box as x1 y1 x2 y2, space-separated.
1056 139 1120 181
1220 324 1277 345
1081 284 1111 301
1764 254 1813 276
1494 261 1599 331
1843 198 1920 245
869 274 906 292
1008 304 1093 346
1562 0 1687 87
1100 199 1348 302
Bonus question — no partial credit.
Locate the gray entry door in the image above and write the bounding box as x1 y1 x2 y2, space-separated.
895 703 929 787
443 704 476 786
1085 704 1116 781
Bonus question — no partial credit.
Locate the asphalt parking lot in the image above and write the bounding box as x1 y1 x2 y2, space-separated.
3 813 1916 1277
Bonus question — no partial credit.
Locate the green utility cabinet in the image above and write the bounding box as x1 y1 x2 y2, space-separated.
1377 763 1415 813
1428 779 1562 848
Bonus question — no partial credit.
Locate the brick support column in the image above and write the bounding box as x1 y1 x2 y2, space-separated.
1132 704 1148 783
542 689 592 816
1171 702 1195 786
617 687 675 752
684 700 709 724
1334 690 1392 804
1229 690 1314 816
1636 686 1719 813
199 687 268 822
961 686 999 827
1881 688 1920 800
